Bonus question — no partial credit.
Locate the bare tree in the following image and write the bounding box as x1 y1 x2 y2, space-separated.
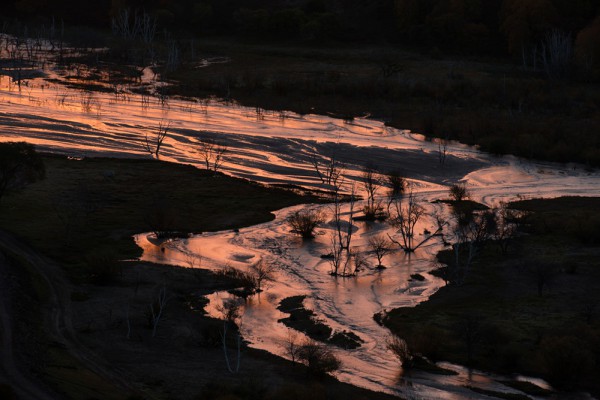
216 297 244 373
328 233 349 276
144 120 170 159
311 147 345 192
331 185 356 251
540 30 573 80
362 164 383 220
388 190 441 253
249 260 277 292
368 235 392 269
287 209 324 239
387 335 414 368
526 259 557 297
437 134 449 166
148 285 169 337
197 138 227 173
457 314 483 366
447 209 496 284
282 330 301 363
220 320 242 373
492 202 519 255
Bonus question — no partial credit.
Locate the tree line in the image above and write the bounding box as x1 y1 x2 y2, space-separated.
3 1 599 57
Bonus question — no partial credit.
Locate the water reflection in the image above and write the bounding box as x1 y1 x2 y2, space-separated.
2 41 600 399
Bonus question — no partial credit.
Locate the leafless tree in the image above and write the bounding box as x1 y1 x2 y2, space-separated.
388 190 439 252
197 138 227 173
220 319 242 373
144 120 170 159
311 147 345 192
331 186 356 251
362 164 383 220
540 30 573 80
447 209 496 284
457 314 483 365
287 209 324 239
111 9 136 39
216 297 244 373
386 335 414 368
249 260 277 292
282 330 301 363
526 259 557 297
184 252 202 269
125 302 131 340
492 202 519 255
368 234 392 268
437 135 449 166
148 285 169 337
165 40 180 72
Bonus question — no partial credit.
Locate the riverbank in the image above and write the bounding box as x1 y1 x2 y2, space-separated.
0 155 317 280
0 155 400 399
381 196 600 397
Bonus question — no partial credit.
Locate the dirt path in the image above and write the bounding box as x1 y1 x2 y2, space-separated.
0 230 137 399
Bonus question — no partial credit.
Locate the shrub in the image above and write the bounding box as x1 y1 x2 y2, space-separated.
449 183 469 202
287 209 324 238
297 339 341 376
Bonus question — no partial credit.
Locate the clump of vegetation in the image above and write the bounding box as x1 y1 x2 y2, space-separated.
287 209 324 239
297 339 341 376
449 183 469 202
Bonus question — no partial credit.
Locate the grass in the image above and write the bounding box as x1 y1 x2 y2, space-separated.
381 196 600 396
0 246 132 400
0 155 313 280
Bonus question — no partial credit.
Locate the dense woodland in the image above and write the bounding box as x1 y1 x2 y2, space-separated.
4 0 600 59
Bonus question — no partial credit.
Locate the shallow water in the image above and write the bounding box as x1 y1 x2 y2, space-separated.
2 44 599 399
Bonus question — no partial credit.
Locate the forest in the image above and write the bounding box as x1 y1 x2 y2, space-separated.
4 0 600 60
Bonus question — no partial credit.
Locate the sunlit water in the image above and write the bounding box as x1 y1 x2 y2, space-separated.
1 40 599 399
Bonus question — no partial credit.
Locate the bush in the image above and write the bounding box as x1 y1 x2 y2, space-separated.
297 340 341 376
449 183 469 202
287 209 324 238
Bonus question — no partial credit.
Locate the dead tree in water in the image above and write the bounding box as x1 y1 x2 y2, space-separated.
144 120 170 159
368 234 392 268
311 147 345 193
362 164 383 220
331 185 356 251
388 189 444 253
197 138 227 173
